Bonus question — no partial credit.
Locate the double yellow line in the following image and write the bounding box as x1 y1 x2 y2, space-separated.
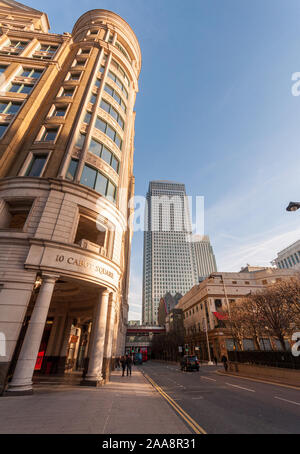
143 372 207 435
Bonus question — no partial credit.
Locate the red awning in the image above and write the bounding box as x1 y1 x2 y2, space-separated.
213 312 229 320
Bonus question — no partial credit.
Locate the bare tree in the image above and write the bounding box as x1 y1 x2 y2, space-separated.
228 277 300 351
246 280 299 351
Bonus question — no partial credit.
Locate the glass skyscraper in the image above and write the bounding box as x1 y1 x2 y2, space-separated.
142 181 197 325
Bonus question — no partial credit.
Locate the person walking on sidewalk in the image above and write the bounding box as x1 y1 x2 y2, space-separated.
120 356 126 376
126 354 132 376
221 355 228 372
115 356 120 370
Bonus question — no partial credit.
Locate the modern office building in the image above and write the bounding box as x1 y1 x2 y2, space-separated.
192 235 217 282
142 181 197 325
0 1 141 394
272 239 300 271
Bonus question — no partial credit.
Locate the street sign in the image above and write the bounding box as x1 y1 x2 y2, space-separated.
178 346 182 353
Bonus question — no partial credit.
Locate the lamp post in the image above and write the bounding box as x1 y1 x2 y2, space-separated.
286 202 300 212
204 316 214 365
210 273 238 360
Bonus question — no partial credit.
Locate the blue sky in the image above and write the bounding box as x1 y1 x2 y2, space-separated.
25 0 300 320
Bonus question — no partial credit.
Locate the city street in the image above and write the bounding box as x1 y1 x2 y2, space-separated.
140 361 300 434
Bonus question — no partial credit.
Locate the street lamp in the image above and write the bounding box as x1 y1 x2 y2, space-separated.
210 273 238 360
286 202 300 212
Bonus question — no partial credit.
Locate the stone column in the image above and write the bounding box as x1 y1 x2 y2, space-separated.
6 274 59 395
102 292 116 381
81 289 109 387
56 316 73 375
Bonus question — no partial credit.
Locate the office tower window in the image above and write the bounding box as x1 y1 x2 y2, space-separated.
33 44 58 59
8 82 34 94
111 59 130 86
83 111 92 124
0 101 22 114
0 40 28 55
115 41 131 62
76 132 86 148
25 154 48 177
21 68 43 79
94 116 122 150
39 126 59 142
52 105 67 117
89 138 119 173
89 93 97 104
66 158 78 181
100 99 124 129
80 164 117 202
0 123 9 137
107 71 128 99
68 72 81 81
60 87 75 97
104 84 126 112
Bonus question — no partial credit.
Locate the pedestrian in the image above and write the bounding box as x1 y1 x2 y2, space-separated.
221 355 228 372
115 356 120 370
126 354 132 376
120 355 126 376
213 356 218 366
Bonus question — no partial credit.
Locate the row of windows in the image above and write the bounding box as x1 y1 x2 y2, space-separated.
76 133 120 174
89 138 119 172
0 39 59 60
24 154 117 203
115 41 131 63
111 59 130 87
104 84 126 112
107 70 128 99
66 159 117 202
94 116 122 149
0 100 22 115
0 66 44 137
100 99 124 129
277 251 300 269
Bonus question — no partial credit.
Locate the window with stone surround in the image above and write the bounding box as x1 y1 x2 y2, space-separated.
0 39 29 55
75 214 106 251
25 154 48 177
32 43 59 60
0 198 33 230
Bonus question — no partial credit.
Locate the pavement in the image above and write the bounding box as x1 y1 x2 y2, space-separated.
0 367 191 434
140 361 300 434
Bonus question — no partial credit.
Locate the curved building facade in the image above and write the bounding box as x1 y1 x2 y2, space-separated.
0 1 141 394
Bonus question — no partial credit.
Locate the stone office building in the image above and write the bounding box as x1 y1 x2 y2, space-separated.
177 267 297 361
0 1 141 394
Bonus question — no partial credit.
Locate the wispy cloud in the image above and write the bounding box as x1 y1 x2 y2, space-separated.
217 225 300 271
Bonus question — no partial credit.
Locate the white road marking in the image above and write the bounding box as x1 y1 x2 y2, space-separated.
192 397 204 400
226 382 255 393
200 376 216 382
274 396 300 406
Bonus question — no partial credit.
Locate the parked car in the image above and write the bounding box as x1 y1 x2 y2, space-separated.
180 355 200 371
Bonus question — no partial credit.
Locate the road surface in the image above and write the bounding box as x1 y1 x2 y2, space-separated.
140 361 300 434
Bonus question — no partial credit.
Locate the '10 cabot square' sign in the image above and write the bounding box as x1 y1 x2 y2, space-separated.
55 254 114 279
